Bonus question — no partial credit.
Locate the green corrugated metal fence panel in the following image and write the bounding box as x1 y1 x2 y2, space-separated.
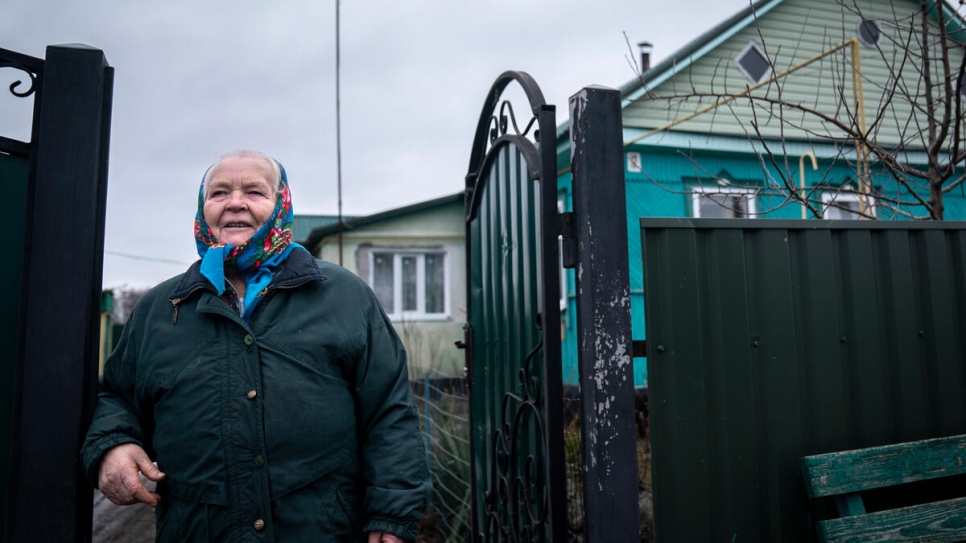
642 218 966 542
469 143 548 539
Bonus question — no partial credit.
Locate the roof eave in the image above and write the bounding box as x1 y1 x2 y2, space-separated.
303 191 465 250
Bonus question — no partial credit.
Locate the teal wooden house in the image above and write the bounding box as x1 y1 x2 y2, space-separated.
556 0 966 387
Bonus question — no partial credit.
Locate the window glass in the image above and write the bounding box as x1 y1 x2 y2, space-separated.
736 42 771 83
695 191 752 218
857 19 881 47
373 253 394 313
699 193 740 218
825 200 860 219
823 193 875 219
369 250 449 319
424 253 445 314
401 256 417 312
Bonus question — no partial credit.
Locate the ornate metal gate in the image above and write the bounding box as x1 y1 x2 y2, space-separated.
462 71 565 542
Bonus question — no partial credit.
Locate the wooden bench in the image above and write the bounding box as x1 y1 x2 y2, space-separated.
801 434 966 542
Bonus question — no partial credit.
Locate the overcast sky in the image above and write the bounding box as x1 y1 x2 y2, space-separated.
2 0 750 289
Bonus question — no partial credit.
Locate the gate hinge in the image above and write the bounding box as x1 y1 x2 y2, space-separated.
560 211 576 269
460 323 474 390
632 340 647 358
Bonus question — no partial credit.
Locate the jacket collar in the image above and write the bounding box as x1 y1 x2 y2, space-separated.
168 247 326 302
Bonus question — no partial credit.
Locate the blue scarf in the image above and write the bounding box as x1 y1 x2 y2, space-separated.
193 159 305 322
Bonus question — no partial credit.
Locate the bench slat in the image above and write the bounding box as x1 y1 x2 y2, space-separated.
802 434 966 498
818 495 966 543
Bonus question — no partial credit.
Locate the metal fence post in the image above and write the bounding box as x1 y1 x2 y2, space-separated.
6 44 113 543
569 85 639 542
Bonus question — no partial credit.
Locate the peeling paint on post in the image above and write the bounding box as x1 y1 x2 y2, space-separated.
569 85 639 542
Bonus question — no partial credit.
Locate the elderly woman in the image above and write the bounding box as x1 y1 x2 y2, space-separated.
82 151 429 542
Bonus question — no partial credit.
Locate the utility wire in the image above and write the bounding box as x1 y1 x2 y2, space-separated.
105 250 191 266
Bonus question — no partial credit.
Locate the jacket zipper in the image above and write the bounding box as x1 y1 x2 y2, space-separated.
170 285 208 325
245 277 322 322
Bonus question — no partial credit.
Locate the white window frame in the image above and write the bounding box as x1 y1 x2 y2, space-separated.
822 191 877 219
691 187 758 218
369 249 450 321
735 41 773 84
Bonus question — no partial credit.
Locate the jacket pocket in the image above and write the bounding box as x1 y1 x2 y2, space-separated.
155 494 211 543
336 484 364 533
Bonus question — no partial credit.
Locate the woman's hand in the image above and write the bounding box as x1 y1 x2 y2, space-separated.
97 443 166 506
368 532 404 543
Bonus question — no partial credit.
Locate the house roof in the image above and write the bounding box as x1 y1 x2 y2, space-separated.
618 0 783 104
555 0 783 142
292 214 354 244
555 0 966 143
302 191 464 250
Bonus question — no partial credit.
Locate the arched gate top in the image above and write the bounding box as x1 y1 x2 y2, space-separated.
464 70 554 222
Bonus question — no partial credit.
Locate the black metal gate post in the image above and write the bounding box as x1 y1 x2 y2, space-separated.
5 44 113 543
569 86 639 541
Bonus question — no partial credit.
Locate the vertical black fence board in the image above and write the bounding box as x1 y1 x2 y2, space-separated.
8 44 112 543
0 153 29 543
841 230 891 446
705 229 760 538
921 230 966 435
753 228 806 539
569 86 638 543
795 230 843 453
537 100 566 543
876 230 927 441
657 227 714 541
641 227 672 541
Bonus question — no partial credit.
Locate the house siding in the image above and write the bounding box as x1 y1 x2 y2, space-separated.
624 0 964 148
312 200 467 377
558 142 966 387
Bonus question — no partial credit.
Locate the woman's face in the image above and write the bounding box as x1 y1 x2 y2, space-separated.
203 156 277 247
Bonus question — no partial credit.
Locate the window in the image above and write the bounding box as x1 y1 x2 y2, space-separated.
822 192 876 219
735 42 772 84
370 251 448 320
857 19 882 48
692 188 757 218
626 152 642 173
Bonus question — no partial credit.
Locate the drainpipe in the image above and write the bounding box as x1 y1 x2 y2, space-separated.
800 152 818 219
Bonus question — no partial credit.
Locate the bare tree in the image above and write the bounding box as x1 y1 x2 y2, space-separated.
111 285 149 325
629 0 966 220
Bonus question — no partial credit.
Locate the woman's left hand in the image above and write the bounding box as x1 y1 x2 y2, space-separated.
368 531 404 543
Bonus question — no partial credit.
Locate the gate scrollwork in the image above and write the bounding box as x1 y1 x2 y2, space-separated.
484 335 548 541
0 49 42 98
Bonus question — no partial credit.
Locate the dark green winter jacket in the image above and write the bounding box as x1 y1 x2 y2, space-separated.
81 249 430 542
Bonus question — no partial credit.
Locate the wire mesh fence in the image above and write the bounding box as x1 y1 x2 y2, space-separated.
412 375 653 543
563 391 654 543
412 370 472 543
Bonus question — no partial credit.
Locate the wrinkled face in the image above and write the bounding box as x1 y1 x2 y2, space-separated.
203 156 277 247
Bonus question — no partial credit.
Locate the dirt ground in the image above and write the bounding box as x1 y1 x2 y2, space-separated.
92 489 155 543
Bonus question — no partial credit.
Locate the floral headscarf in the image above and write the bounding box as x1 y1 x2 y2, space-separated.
194 157 304 322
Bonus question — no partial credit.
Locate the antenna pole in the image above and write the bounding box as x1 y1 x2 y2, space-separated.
335 0 344 265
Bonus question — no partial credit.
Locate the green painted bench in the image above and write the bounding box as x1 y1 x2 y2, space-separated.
801 434 966 542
